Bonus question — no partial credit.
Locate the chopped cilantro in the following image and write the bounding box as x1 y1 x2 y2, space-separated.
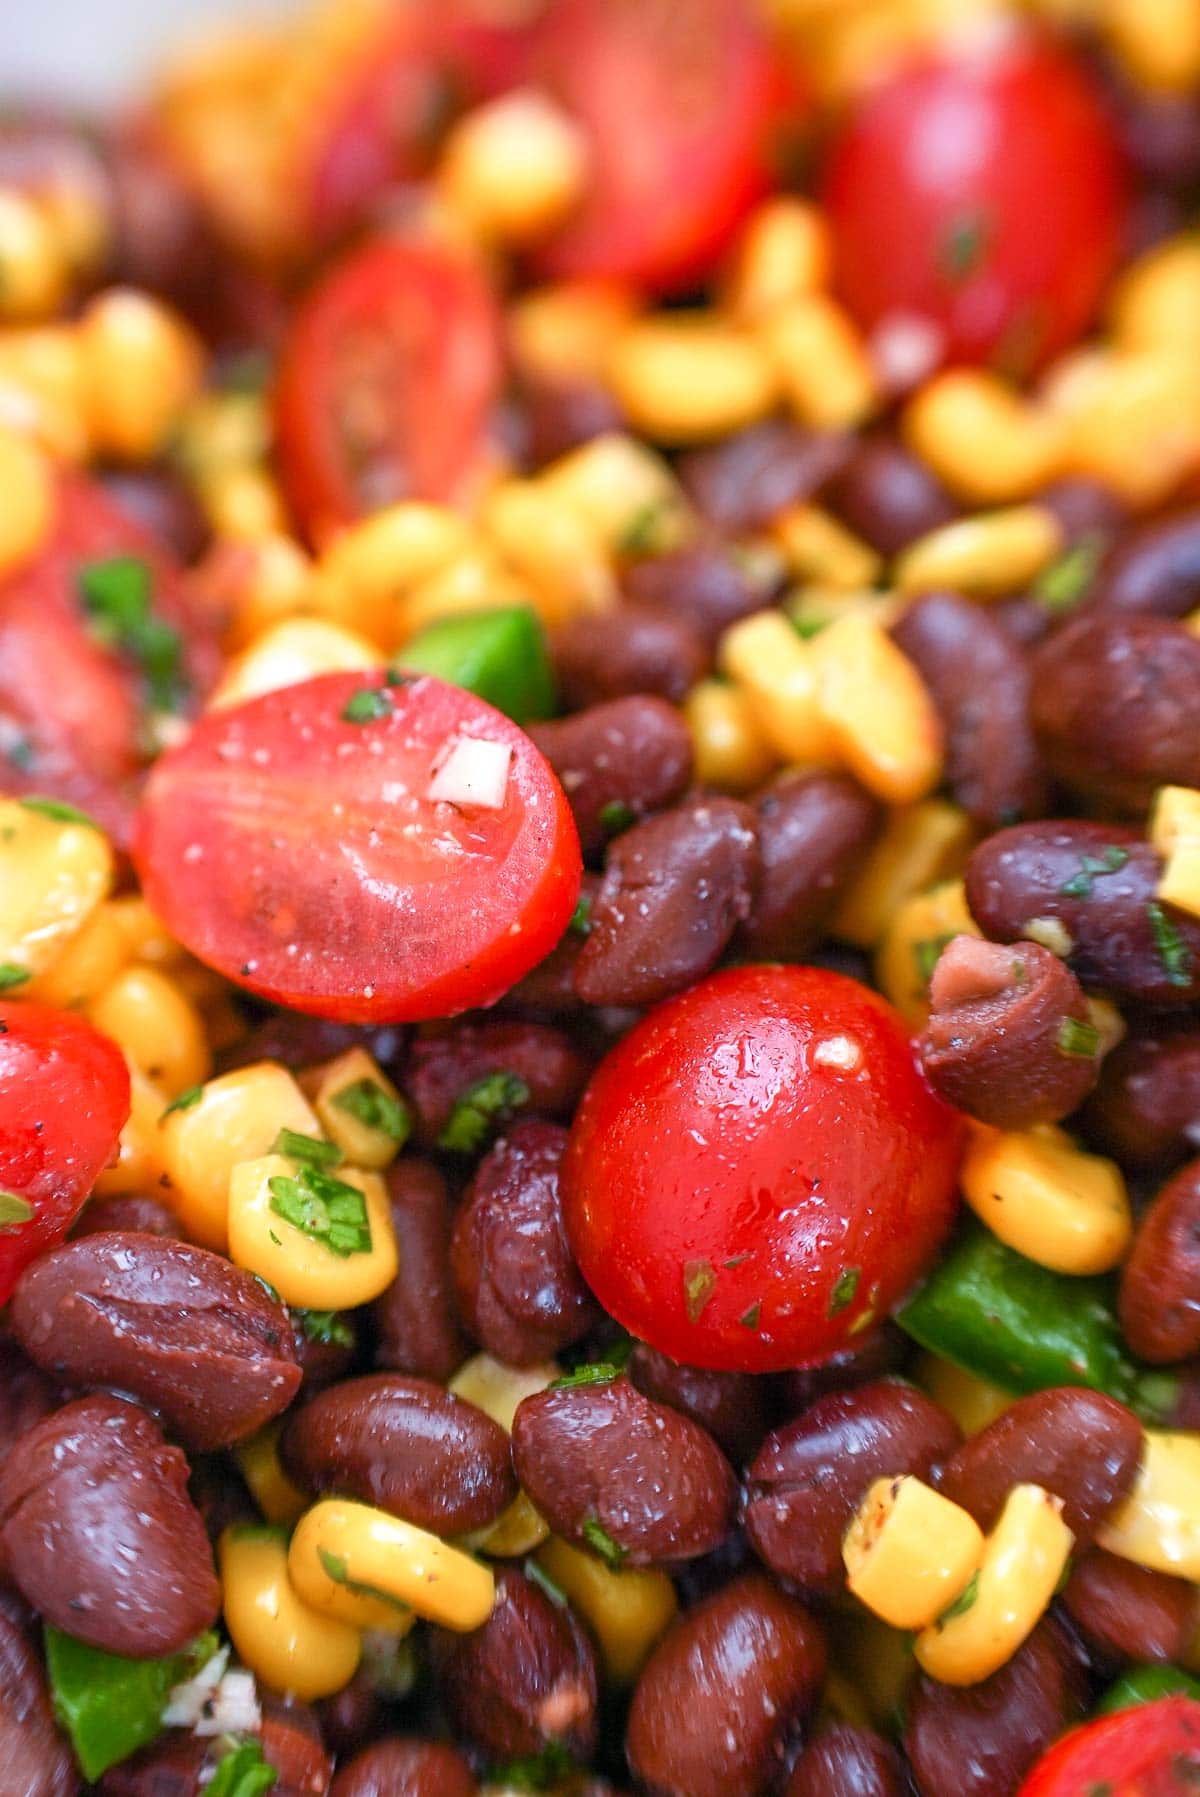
569 893 593 937
160 1083 204 1121
271 1126 344 1170
331 1077 410 1145
913 934 954 985
18 796 97 828
1059 845 1128 899
0 964 30 990
739 1301 762 1331
206 1740 278 1797
0 1190 34 1229
581 1516 626 1569
598 799 636 835
937 1570 980 1626
1147 900 1193 989
267 1166 372 1257
549 1362 623 1391
341 687 392 724
683 1257 717 1323
523 1558 568 1609
1033 533 1104 615
296 1309 354 1348
828 1267 861 1317
79 556 187 713
618 502 667 556
939 209 990 281
437 1071 531 1154
489 1743 575 1792
1057 1016 1099 1058
317 1546 411 1615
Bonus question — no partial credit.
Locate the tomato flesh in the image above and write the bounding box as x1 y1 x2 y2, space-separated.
561 964 963 1373
822 28 1127 372
132 670 581 1023
0 1000 131 1301
1017 1696 1200 1795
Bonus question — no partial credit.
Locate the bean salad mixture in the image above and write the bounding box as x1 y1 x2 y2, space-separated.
3 0 1200 1791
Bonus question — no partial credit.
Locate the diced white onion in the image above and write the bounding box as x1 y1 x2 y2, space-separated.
163 1647 261 1739
427 735 513 810
870 313 944 395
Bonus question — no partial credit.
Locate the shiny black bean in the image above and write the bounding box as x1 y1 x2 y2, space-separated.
1089 509 1200 621
736 771 880 960
627 1344 769 1466
523 379 624 468
785 1722 906 1797
551 606 709 708
824 432 958 554
530 696 694 862
370 1159 467 1382
679 422 853 533
1082 1026 1200 1172
621 541 779 645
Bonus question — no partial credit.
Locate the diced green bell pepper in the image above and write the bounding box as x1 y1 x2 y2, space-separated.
45 1627 218 1781
1095 1664 1200 1715
397 606 555 725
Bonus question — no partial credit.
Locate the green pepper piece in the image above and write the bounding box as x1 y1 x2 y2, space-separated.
1094 1664 1200 1715
397 606 556 725
45 1627 218 1781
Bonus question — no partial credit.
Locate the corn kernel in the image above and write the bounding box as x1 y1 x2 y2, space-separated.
88 965 211 1099
895 506 1063 599
0 190 70 321
1158 842 1200 920
1098 1431 1200 1581
537 1536 677 1683
203 466 289 542
94 1064 169 1198
0 326 88 460
833 800 974 949
509 281 639 385
0 427 54 577
773 505 883 590
1151 785 1200 855
904 370 1066 505
210 618 381 710
228 1155 397 1309
809 610 943 804
78 289 204 462
0 797 113 987
1111 237 1200 356
439 90 589 245
397 550 534 640
311 1047 410 1170
217 536 315 651
718 610 837 767
1100 0 1200 93
762 294 878 428
235 1423 310 1528
683 678 779 793
607 315 779 445
451 1353 559 1559
289 1499 493 1632
539 434 690 557
1043 346 1200 510
311 503 475 644
482 481 615 626
844 1475 984 1631
915 1353 1013 1436
961 1123 1132 1277
726 197 832 322
29 900 130 1009
220 1524 361 1701
106 894 186 967
787 587 900 638
875 878 981 1028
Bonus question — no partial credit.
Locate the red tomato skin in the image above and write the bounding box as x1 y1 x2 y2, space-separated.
822 28 1128 372
1017 1696 1200 1795
561 964 963 1373
0 1000 131 1301
132 671 581 1025
273 236 503 546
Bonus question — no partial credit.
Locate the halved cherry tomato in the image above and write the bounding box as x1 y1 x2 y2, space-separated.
132 670 581 1023
822 28 1128 373
561 964 962 1373
274 235 503 544
1017 1696 1200 1795
0 1000 130 1302
0 472 222 844
529 0 793 293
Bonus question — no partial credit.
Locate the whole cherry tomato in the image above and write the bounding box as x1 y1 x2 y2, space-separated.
0 1000 130 1301
1017 1695 1200 1795
561 964 963 1373
132 670 581 1023
822 28 1127 373
273 235 503 545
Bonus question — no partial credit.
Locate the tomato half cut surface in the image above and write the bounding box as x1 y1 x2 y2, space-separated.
1017 1695 1200 1795
274 235 503 544
132 671 582 1023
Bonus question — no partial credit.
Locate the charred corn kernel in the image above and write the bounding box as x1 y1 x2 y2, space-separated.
915 1485 1073 1686
312 503 475 642
451 1353 559 1558
1044 346 1200 510
210 618 380 710
606 315 779 445
773 506 883 590
235 1425 310 1528
833 800 974 949
961 1123 1132 1277
439 91 588 244
398 551 534 639
94 1065 169 1197
0 326 88 460
228 1156 397 1310
289 1499 493 1632
220 1525 361 1701
916 1353 1013 1436
809 610 943 804
0 797 113 986
88 965 211 1099
1112 238 1200 356
0 427 53 577
159 1062 321 1251
539 434 690 557
203 466 289 542
0 191 70 320
1098 1431 1200 1581
727 197 832 322
683 678 779 792
1100 0 1200 92
220 536 315 650
763 294 878 428
509 281 639 385
830 1607 916 1730
312 1048 409 1171
77 289 203 462
904 370 1066 504
895 506 1063 599
482 481 615 625
718 610 837 767
844 1476 985 1631
537 1535 677 1683
875 878 981 1028
29 900 130 1009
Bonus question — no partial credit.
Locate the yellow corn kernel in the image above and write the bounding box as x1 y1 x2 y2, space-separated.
1097 1431 1200 1581
1112 237 1200 356
509 281 639 386
833 800 974 949
94 1065 169 1197
289 1499 493 1632
0 326 88 461
788 587 900 639
311 504 476 644
844 1475 984 1632
809 610 943 804
439 91 589 245
220 1525 360 1701
726 197 832 323
210 618 381 710
718 610 836 767
396 550 533 640
763 293 878 429
874 879 980 1028
28 900 130 1009
88 965 211 1099
1043 346 1200 510
106 895 186 967
235 1423 310 1528
203 466 289 543
228 1156 397 1309
1087 994 1127 1060
539 434 690 558
482 481 615 626
451 1352 559 1559
158 1062 321 1251
895 506 1063 599
311 1048 409 1171
904 371 1066 505
961 1123 1132 1277
1158 842 1200 920
1151 785 1200 855
0 797 113 988
77 289 204 462
0 191 70 321
218 536 315 651
773 505 883 591
606 315 779 445
915 1353 1013 1437
537 1535 677 1684
683 678 779 793
0 427 54 577
1100 0 1200 92
915 1484 1073 1686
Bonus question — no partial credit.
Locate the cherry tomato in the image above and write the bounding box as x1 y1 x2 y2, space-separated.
132 670 581 1023
0 1000 131 1302
274 235 503 544
561 965 962 1373
529 0 792 293
822 29 1127 373
1017 1696 1200 1795
0 472 222 845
